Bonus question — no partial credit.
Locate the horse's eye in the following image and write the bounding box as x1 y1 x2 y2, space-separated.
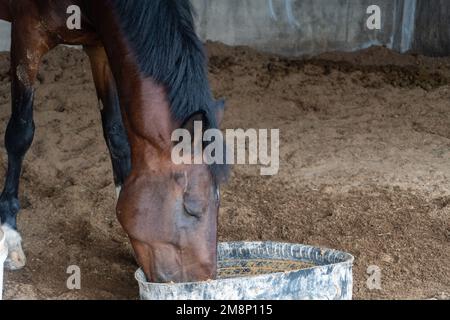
183 198 205 219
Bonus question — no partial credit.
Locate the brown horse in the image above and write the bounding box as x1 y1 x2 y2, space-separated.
0 0 227 283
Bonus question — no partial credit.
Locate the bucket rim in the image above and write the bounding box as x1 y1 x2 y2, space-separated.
135 241 354 287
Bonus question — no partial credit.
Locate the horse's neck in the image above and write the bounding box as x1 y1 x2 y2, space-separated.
124 75 176 163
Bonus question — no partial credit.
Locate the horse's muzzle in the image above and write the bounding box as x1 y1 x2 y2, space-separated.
132 240 217 283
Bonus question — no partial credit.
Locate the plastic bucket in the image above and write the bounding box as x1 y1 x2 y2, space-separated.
136 242 354 300
0 228 7 300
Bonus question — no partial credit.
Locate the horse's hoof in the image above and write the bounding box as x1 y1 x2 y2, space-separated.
5 246 27 270
1 224 27 270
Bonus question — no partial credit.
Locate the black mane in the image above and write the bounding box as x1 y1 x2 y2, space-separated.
111 0 227 182
111 0 213 121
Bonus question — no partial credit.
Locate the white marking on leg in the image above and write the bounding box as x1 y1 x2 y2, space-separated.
116 186 122 200
98 99 104 111
1 224 26 270
1 224 22 248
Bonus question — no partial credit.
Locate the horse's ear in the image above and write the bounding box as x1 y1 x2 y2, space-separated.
181 98 225 131
179 111 210 154
181 110 209 134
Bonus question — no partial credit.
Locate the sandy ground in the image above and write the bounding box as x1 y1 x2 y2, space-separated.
0 43 449 300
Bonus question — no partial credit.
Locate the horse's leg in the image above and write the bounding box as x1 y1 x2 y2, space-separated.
84 45 131 196
0 0 11 21
0 17 52 270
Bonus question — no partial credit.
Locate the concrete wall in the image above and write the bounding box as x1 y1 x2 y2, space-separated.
413 0 450 56
0 0 448 56
0 21 10 52
192 0 417 56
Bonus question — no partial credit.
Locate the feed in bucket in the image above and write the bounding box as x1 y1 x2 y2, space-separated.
136 242 354 300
